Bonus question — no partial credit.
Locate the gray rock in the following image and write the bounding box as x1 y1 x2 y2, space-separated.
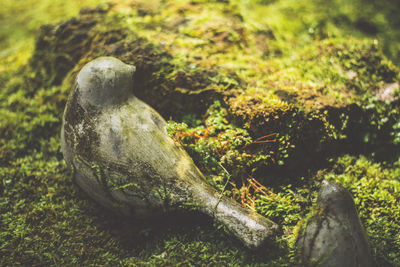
298 180 374 266
377 82 399 102
61 56 278 248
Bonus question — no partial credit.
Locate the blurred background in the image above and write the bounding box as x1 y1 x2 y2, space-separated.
1 0 400 65
0 0 107 66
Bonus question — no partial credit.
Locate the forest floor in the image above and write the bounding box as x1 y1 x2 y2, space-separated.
1 0 400 266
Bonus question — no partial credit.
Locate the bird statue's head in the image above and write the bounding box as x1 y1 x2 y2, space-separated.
76 57 136 110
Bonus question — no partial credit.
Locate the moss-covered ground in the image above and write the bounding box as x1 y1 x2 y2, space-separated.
1 0 400 265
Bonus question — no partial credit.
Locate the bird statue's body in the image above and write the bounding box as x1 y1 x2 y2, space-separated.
61 57 278 248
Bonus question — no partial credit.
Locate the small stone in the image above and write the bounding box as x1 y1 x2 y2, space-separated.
346 70 358 80
61 56 278 249
298 180 374 266
377 82 399 102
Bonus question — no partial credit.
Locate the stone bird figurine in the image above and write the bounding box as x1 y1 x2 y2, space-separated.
298 180 374 266
61 57 278 248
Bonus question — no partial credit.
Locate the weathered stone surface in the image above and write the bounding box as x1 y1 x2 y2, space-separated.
61 56 278 248
298 180 374 266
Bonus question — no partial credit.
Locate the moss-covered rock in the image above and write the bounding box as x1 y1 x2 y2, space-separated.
298 180 373 266
27 1 400 179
